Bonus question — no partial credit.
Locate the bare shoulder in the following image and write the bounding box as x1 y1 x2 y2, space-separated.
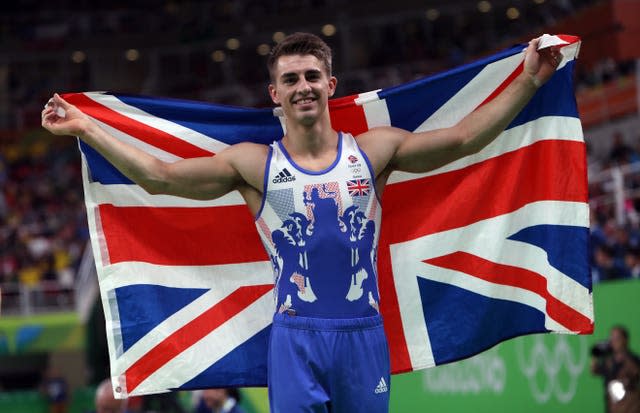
223 141 271 188
223 141 270 159
355 126 408 175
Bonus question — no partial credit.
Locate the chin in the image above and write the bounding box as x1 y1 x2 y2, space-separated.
293 109 319 124
298 116 317 127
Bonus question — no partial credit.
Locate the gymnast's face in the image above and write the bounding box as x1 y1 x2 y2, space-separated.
268 54 337 127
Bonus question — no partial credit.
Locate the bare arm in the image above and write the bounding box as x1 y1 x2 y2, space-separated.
360 37 562 177
41 94 265 200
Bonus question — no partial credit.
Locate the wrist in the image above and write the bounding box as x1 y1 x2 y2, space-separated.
78 118 97 140
530 74 543 89
519 72 542 90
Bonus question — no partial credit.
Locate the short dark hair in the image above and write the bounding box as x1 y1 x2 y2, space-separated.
267 32 332 80
612 325 629 340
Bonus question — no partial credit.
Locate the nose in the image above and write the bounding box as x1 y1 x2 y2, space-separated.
297 78 312 94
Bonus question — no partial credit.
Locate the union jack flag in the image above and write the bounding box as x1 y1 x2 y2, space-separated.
68 34 592 397
347 179 371 197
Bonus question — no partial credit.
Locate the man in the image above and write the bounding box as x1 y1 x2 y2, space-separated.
39 367 68 413
195 388 246 413
624 248 640 279
42 32 560 412
94 379 129 413
591 326 640 413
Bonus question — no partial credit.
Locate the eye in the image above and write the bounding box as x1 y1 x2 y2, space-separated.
306 72 321 82
282 76 297 85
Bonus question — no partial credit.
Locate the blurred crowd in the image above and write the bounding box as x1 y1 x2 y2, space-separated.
0 136 87 313
589 130 640 283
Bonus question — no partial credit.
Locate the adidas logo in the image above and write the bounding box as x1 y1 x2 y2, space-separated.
272 168 296 184
374 377 388 394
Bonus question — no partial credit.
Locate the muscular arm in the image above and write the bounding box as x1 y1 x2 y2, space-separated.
42 94 266 201
359 37 561 180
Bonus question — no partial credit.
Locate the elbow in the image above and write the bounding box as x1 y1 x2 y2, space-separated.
457 126 494 156
138 178 168 195
463 143 485 157
142 183 165 195
138 160 171 195
453 127 480 156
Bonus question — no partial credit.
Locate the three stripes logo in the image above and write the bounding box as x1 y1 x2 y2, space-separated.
272 168 296 184
374 377 388 394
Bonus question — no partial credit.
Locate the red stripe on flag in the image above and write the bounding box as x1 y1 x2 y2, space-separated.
424 252 593 333
329 94 369 136
477 64 524 108
99 204 269 265
556 34 580 45
379 139 587 373
64 93 214 159
382 139 587 244
125 284 273 394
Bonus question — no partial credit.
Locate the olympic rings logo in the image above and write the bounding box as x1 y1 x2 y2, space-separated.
515 335 588 403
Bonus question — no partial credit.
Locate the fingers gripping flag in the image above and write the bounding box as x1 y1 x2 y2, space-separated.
68 34 592 397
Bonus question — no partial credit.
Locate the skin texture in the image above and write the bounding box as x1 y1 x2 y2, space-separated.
202 388 228 410
42 37 561 216
94 380 128 413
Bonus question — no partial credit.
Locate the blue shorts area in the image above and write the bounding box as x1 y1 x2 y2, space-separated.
268 313 390 413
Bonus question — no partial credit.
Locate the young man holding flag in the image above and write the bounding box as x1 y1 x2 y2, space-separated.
42 32 561 412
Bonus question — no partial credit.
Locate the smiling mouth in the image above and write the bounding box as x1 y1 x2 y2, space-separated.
293 96 317 105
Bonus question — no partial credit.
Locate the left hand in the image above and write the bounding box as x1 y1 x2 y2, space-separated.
523 37 563 87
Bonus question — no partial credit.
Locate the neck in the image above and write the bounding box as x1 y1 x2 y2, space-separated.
282 115 336 157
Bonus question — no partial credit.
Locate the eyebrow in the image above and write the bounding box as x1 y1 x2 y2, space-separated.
280 68 322 80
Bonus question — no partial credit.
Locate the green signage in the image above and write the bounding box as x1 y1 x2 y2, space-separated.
0 312 84 354
389 279 639 412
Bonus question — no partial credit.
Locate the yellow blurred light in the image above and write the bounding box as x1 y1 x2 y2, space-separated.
321 24 336 36
506 7 520 19
426 8 440 21
257 43 271 56
272 31 286 43
478 1 492 13
71 50 86 63
226 38 240 50
125 49 140 61
211 50 225 62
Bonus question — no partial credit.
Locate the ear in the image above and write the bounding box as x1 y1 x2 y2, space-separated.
268 83 280 104
328 76 338 98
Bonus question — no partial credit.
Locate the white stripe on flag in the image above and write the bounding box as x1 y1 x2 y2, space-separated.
81 153 109 269
363 99 392 128
388 115 584 184
83 92 231 154
86 181 246 208
355 89 393 129
390 200 590 370
99 261 272 290
92 117 182 163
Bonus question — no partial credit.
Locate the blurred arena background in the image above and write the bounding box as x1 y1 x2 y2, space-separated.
0 0 639 412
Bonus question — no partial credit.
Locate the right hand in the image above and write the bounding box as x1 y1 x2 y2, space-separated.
41 93 91 137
